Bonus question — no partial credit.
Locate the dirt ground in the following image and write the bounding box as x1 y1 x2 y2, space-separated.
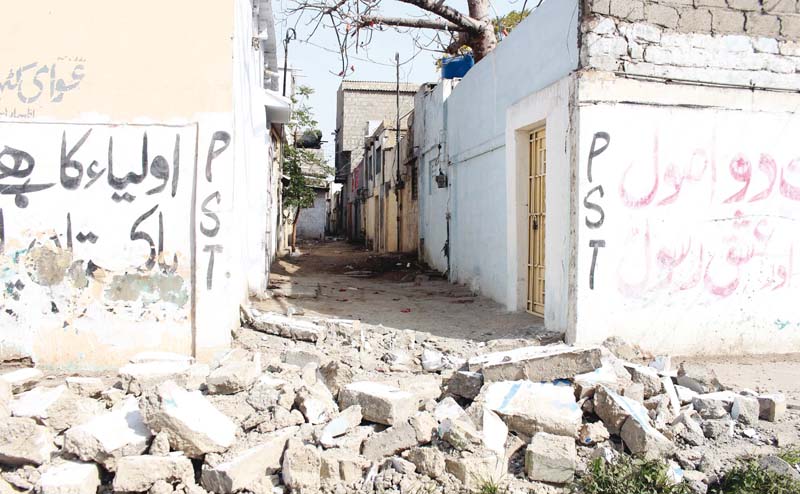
255 240 556 342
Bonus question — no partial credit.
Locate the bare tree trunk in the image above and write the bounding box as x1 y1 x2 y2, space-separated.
466 0 497 61
291 208 301 253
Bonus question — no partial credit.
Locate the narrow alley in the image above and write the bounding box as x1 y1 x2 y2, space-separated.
255 241 554 342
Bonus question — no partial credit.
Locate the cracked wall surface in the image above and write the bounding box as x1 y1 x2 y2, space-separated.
582 0 800 89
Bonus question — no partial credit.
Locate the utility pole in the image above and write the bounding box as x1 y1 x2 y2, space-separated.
395 52 402 252
282 28 296 97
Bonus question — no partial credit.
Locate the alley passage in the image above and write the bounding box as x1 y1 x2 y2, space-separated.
255 240 553 342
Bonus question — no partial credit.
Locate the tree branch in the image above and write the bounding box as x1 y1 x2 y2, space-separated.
396 0 483 32
358 15 468 31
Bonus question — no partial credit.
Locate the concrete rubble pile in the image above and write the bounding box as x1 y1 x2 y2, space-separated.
0 310 795 494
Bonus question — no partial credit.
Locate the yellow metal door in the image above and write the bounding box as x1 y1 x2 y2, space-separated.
527 127 546 316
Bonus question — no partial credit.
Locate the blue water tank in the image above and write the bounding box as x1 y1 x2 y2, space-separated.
441 54 474 79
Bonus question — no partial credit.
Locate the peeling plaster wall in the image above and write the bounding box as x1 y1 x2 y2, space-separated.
296 190 328 240
0 0 269 368
573 72 800 354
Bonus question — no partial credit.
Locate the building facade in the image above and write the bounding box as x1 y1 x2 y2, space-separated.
414 0 800 354
0 0 289 367
334 81 418 239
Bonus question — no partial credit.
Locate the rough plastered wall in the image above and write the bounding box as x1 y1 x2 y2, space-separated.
0 0 258 368
583 0 800 89
296 190 328 240
573 72 800 355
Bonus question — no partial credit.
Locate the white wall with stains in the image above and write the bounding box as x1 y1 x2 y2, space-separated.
0 0 275 368
574 74 800 355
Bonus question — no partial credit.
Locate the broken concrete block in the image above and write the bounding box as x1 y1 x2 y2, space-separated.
625 364 662 399
484 381 581 438
661 377 681 416
622 382 645 403
318 361 352 399
320 449 367 486
201 427 298 493
525 432 577 484
692 392 735 420
701 419 732 439
594 385 657 436
296 381 339 425
207 352 261 395
759 455 800 481
446 371 483 400
672 412 705 446
251 312 324 343
65 377 105 398
677 363 723 394
113 454 194 492
620 416 674 459
0 417 55 467
404 447 446 479
38 461 100 494
445 453 506 492
0 368 43 393
139 380 237 458
362 421 421 460
482 409 508 457
574 364 620 399
63 396 152 471
675 385 698 405
246 375 293 412
649 356 672 374
469 344 602 383
339 381 416 426
11 385 105 432
731 395 760 425
118 361 205 396
421 349 444 372
439 417 483 451
758 393 787 422
434 397 467 423
319 406 362 448
578 422 610 447
150 431 171 456
281 439 321 493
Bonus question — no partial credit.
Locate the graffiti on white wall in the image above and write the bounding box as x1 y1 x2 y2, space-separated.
581 106 799 304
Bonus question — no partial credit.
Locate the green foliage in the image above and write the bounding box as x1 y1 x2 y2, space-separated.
493 10 530 37
282 84 325 212
576 457 692 494
778 449 800 467
709 461 800 494
470 472 507 494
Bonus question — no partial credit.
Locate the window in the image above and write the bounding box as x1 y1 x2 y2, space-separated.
411 160 418 200
375 146 382 176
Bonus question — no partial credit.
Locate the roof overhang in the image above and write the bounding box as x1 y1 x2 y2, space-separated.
264 90 291 124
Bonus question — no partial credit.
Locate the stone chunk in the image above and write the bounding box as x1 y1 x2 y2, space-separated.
483 381 581 437
525 432 577 484
339 381 416 426
63 397 152 471
620 415 673 459
468 344 602 383
319 449 368 486
201 427 298 493
0 368 43 393
113 454 194 492
65 377 105 398
362 421 419 460
11 385 105 432
445 453 505 492
578 422 610 447
404 447 446 479
319 361 353 399
574 365 619 399
139 380 237 458
251 312 325 343
0 417 55 467
38 461 100 494
758 393 787 422
594 386 651 435
439 417 482 451
625 364 662 399
677 363 723 394
319 406 363 448
759 455 800 481
119 361 207 396
282 439 321 493
731 395 759 425
246 375 293 412
207 352 261 395
692 392 735 419
296 382 339 425
446 371 483 400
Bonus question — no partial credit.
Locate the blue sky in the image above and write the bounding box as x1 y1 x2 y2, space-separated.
273 0 524 161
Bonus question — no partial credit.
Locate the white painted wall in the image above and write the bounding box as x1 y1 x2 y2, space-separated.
432 0 580 304
505 76 576 332
296 190 328 240
574 75 800 355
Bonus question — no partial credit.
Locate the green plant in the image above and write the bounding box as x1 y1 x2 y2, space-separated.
709 460 800 494
576 457 692 494
470 471 507 494
778 449 800 467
